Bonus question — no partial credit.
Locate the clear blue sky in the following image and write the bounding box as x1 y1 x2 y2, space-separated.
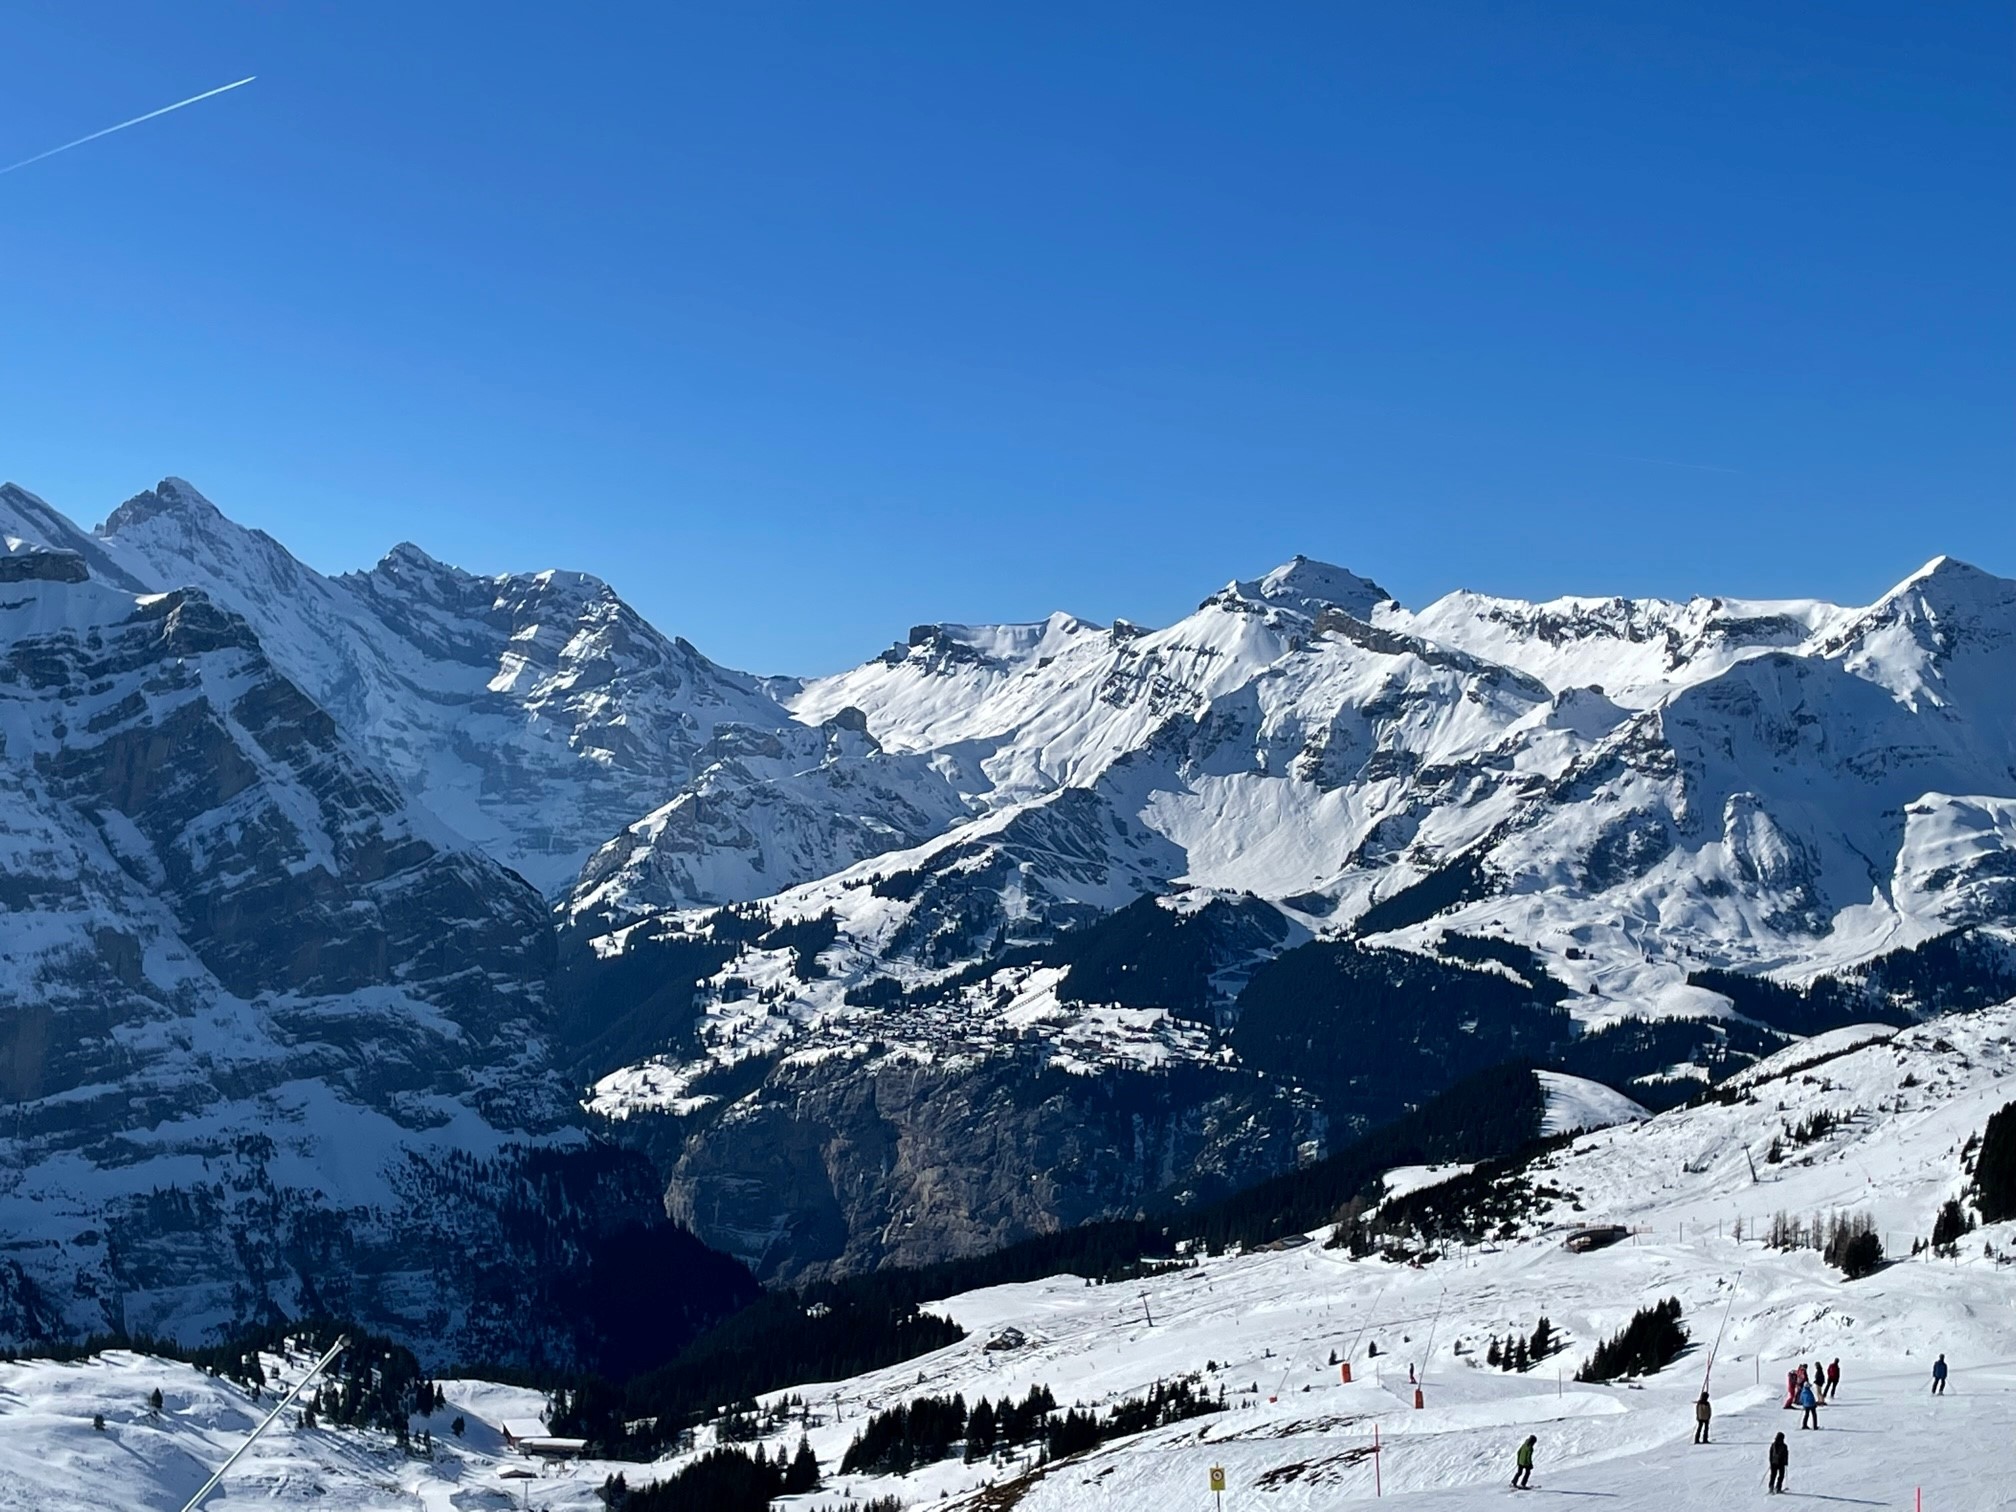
2 2 2009 674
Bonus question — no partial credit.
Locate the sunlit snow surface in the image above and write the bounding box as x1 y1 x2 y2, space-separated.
12 1005 2016 1510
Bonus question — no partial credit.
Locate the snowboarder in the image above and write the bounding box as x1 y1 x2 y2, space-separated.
1932 1354 1948 1395
1824 1359 1840 1400
1768 1432 1789 1494
1511 1434 1536 1489
1693 1391 1712 1444
1798 1380 1820 1429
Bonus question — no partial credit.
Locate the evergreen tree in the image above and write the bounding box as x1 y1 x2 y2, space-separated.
1976 1100 2016 1223
965 1398 998 1462
1487 1336 1502 1369
1529 1318 1554 1363
148 1388 163 1413
1577 1299 1688 1382
1932 1197 1974 1254
785 1435 820 1493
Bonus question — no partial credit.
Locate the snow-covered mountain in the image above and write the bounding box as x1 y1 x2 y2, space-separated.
0 503 763 1365
0 526 582 1352
8 471 2016 1323
576 548 2016 1279
75 479 798 896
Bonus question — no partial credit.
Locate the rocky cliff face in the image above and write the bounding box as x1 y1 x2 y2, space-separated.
659 1049 1319 1282
71 480 794 898
0 533 741 1363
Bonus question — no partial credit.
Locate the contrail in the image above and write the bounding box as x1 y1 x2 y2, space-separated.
0 75 256 177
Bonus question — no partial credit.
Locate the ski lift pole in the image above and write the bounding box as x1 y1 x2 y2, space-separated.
1414 1286 1447 1408
1345 1271 1395 1381
1701 1273 1742 1395
179 1333 349 1512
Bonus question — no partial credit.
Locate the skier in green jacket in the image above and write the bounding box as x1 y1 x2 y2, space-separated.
1512 1435 1536 1489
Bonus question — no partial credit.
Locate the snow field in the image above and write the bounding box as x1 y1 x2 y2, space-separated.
5 1005 2016 1508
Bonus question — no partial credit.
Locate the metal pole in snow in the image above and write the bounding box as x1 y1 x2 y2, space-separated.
179 1333 349 1512
1702 1272 1743 1395
1374 1421 1382 1497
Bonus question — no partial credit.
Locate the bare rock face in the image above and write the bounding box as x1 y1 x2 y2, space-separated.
662 1049 1319 1283
0 562 640 1361
0 547 88 584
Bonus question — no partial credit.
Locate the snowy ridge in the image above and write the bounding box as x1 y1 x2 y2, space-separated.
7 469 2016 1316
83 480 796 897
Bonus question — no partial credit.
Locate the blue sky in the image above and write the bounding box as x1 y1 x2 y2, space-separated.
1 2 2008 673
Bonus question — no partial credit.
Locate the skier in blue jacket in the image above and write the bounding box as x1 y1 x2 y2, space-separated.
1797 1380 1820 1429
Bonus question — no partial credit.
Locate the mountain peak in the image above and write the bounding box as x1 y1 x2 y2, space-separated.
1884 554 2009 608
101 477 225 535
1221 555 1395 619
379 540 460 574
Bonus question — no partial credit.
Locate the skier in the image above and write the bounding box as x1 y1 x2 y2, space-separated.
1768 1432 1789 1494
1932 1355 1948 1395
1824 1359 1840 1400
1783 1369 1800 1408
1798 1379 1820 1430
1511 1435 1536 1489
1693 1391 1712 1444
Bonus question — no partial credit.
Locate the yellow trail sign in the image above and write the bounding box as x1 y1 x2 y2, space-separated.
1209 1465 1227 1492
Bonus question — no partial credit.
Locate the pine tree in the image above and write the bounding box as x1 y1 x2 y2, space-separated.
1487 1337 1502 1368
965 1398 998 1462
1932 1197 1974 1254
148 1388 163 1414
1529 1318 1554 1363
1976 1100 2016 1223
1512 1336 1530 1372
785 1436 820 1493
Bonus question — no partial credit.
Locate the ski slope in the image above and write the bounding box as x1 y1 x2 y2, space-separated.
7 1006 2013 1509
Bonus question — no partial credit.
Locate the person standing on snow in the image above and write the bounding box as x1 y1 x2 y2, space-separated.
1824 1359 1840 1400
1784 1369 1800 1408
1932 1355 1948 1395
1768 1432 1789 1494
1694 1392 1712 1444
1511 1435 1536 1489
1798 1380 1820 1429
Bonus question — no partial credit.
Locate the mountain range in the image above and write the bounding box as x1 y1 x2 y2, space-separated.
3 476 2012 1352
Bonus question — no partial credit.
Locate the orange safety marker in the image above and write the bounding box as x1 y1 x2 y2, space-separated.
1340 1360 1353 1383
1412 1386 1424 1409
